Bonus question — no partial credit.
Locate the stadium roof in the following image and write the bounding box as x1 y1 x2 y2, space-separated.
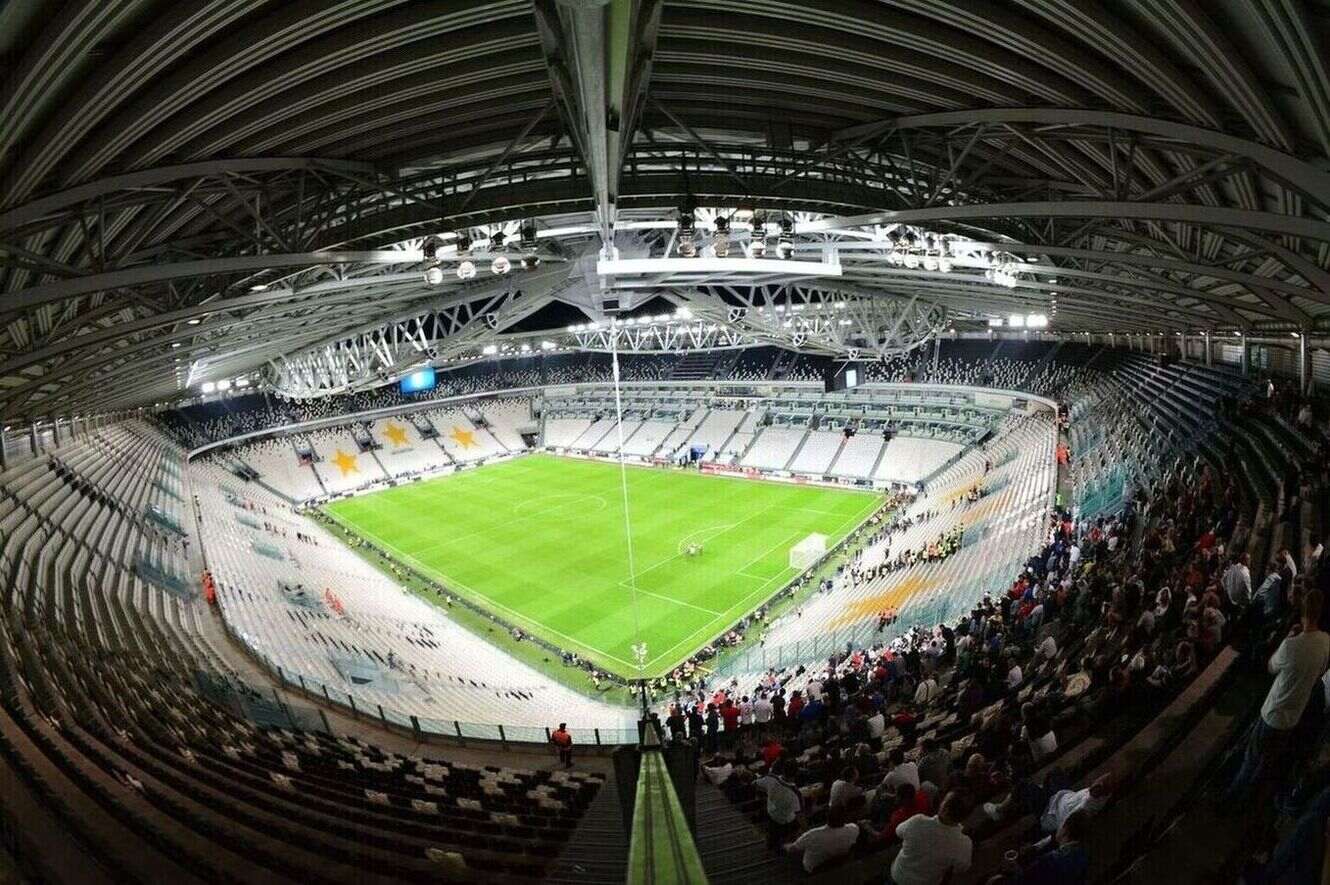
1 0 1328 417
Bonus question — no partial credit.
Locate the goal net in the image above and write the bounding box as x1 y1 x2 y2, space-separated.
789 533 828 570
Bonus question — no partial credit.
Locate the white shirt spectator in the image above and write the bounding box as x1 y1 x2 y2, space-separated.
828 778 863 810
914 677 939 705
754 775 801 824
791 821 859 872
753 697 773 723
738 699 754 724
1222 562 1252 607
866 711 886 739
1028 729 1058 761
1260 629 1330 730
805 678 824 701
882 761 920 791
1038 635 1058 660
890 814 973 885
1040 787 1109 834
1007 663 1024 689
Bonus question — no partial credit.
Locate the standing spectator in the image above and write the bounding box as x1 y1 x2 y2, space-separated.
753 693 773 734
1228 590 1329 801
890 792 973 885
720 698 741 746
550 723 573 769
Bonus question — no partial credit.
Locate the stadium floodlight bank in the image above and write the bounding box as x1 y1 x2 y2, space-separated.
789 533 828 570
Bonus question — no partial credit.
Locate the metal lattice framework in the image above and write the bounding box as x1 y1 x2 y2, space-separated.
1 0 1327 420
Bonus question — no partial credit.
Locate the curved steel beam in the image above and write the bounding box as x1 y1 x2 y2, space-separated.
835 108 1330 207
0 157 377 231
800 202 1330 243
3 250 424 314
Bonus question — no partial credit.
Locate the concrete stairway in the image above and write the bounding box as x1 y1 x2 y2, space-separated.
545 772 630 884
693 781 805 884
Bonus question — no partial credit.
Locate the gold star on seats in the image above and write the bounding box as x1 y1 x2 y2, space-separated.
383 422 409 447
449 427 477 449
331 449 360 476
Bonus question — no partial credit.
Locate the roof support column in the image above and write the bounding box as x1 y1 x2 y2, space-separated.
29 423 40 457
535 0 661 254
1240 334 1249 377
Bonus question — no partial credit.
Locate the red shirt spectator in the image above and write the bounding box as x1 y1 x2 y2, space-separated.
762 738 784 767
786 694 805 719
721 702 740 732
884 785 933 842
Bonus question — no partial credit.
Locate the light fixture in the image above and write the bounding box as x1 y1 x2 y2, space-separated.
249 284 268 292
201 382 216 394
482 344 498 356
519 221 538 249
456 260 477 280
187 318 201 325
521 254 541 270
491 256 511 275
421 235 445 260
424 266 445 286
713 216 730 257
540 340 555 351
750 213 766 257
677 208 697 258
776 218 794 259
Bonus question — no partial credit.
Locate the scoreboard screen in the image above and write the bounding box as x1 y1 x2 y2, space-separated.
824 361 864 393
399 366 436 394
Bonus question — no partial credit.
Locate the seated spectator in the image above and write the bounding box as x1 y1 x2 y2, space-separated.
890 792 973 885
754 760 803 847
880 782 932 843
829 766 864 811
785 804 859 873
882 748 920 791
986 808 1091 885
983 770 1115 834
917 737 951 793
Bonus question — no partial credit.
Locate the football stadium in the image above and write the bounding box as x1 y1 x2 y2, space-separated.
0 3 1328 883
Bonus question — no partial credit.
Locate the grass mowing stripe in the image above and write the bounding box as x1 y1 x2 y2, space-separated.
323 454 878 679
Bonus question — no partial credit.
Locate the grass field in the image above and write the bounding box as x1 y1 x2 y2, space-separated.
323 454 879 678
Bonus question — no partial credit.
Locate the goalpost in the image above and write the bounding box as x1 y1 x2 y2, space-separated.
789 533 828 570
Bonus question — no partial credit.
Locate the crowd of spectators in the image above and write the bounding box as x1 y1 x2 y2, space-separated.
662 445 1305 881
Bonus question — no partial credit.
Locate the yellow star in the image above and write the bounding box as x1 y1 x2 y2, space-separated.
449 426 477 449
330 449 359 476
383 422 409 447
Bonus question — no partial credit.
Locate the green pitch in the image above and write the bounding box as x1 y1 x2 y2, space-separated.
323 454 879 678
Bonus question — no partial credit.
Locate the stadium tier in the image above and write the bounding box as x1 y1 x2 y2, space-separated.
5 5 1330 881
